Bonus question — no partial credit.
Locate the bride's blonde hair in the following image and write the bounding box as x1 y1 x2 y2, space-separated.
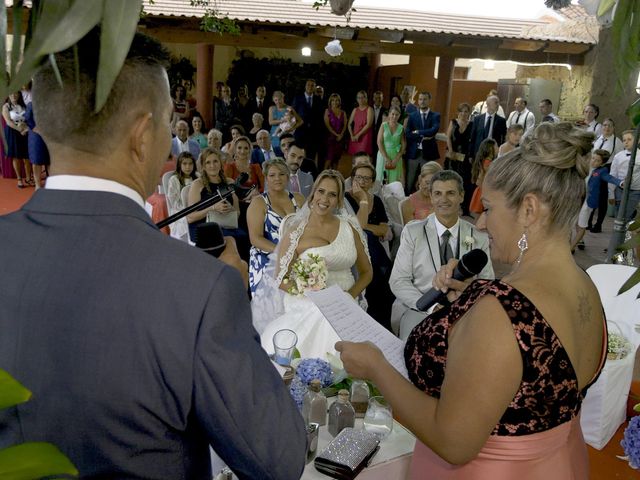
308 170 345 209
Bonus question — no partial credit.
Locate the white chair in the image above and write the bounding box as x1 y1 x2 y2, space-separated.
581 264 640 449
398 197 409 226
161 171 173 196
180 184 191 211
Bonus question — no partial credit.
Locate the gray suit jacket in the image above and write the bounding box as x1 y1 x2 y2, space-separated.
288 170 314 198
389 214 494 335
0 190 306 479
171 137 201 159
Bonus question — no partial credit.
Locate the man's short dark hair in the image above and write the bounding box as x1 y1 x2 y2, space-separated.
279 133 295 142
430 170 464 194
32 28 170 154
419 91 432 100
540 98 552 106
287 141 305 152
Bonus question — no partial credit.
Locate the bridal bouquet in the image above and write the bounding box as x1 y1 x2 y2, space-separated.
283 253 328 296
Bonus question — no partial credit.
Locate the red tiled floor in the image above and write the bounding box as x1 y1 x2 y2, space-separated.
0 177 35 214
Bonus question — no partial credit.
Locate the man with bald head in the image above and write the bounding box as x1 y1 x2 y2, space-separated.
171 119 200 158
251 128 282 165
466 95 506 213
506 97 535 137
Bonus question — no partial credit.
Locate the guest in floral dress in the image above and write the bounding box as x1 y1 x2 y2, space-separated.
336 122 606 480
247 158 304 293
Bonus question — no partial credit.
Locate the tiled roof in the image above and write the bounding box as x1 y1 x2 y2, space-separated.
143 0 595 45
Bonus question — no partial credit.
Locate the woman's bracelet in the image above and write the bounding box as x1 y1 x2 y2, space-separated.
359 200 369 205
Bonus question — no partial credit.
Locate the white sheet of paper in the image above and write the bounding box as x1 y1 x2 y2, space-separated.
306 285 409 379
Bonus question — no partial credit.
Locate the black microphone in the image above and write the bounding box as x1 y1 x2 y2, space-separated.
156 173 252 229
415 249 488 312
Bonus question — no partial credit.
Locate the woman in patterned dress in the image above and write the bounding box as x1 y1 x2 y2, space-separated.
336 123 607 479
247 158 304 294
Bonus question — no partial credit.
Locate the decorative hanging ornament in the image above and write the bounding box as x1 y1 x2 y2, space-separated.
324 39 343 57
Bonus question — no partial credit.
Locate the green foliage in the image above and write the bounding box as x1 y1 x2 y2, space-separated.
191 0 240 35
0 0 143 112
544 0 572 8
168 55 196 90
0 370 78 478
0 370 31 410
0 443 78 480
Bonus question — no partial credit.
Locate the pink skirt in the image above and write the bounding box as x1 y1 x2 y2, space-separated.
410 416 589 480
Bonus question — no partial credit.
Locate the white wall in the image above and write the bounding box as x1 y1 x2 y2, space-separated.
455 59 518 81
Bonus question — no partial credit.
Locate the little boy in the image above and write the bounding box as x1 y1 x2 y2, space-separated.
571 150 622 252
609 129 640 222
497 124 524 157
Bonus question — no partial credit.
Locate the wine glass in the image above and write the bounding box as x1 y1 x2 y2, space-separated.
363 396 393 440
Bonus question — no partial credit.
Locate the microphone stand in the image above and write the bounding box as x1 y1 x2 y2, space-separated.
155 185 234 230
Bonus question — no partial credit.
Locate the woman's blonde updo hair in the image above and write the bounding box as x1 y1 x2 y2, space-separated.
484 122 594 231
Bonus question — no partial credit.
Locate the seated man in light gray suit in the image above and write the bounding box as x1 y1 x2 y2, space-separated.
0 29 306 479
390 170 494 339
171 119 201 159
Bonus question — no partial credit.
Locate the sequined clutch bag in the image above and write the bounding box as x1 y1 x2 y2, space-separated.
314 428 380 480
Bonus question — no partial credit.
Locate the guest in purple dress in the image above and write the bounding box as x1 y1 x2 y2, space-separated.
323 93 347 170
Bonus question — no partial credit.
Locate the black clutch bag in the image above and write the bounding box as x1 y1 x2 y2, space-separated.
314 428 380 480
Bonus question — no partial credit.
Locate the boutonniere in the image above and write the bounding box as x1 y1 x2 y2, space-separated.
463 235 474 249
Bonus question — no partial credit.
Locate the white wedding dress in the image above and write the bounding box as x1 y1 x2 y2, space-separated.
259 218 358 359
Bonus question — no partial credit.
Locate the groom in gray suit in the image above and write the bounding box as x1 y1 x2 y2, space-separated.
390 170 494 339
0 30 305 479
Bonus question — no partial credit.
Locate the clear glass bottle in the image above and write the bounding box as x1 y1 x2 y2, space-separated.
302 379 327 426
328 389 356 437
349 379 370 418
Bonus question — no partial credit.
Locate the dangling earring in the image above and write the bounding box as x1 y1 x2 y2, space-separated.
516 229 528 265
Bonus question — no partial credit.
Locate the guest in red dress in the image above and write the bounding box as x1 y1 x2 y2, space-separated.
337 122 606 479
347 90 374 156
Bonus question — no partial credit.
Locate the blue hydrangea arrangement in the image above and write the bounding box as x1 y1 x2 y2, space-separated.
621 415 640 469
289 376 308 409
288 358 334 410
295 358 333 387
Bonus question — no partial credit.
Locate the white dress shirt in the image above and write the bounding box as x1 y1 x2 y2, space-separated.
506 108 536 135
585 120 603 138
593 134 623 158
434 216 460 258
45 175 145 209
175 138 191 154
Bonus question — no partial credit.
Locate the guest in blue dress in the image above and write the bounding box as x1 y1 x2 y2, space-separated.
25 102 50 190
269 91 302 150
247 158 304 294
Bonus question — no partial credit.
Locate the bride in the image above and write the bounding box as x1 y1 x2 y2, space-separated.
253 170 373 359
